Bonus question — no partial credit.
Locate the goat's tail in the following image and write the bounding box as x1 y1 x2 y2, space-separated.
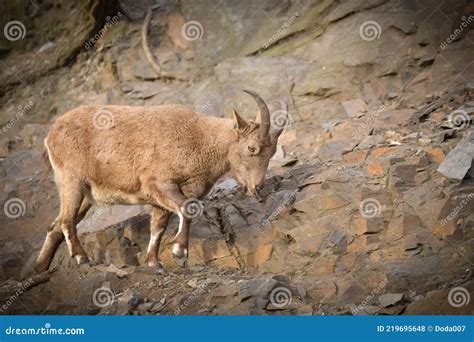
41 149 52 183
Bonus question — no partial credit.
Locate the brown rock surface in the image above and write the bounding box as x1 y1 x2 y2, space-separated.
0 0 472 316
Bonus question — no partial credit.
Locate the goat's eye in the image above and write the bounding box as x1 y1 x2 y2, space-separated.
248 146 255 153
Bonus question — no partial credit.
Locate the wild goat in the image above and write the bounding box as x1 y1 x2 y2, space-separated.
35 90 288 272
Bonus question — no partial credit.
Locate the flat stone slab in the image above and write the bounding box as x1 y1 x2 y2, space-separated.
437 131 474 180
379 293 404 307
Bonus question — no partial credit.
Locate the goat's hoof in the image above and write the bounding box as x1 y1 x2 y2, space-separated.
156 262 167 275
172 255 187 268
74 254 89 266
146 259 165 270
172 244 188 267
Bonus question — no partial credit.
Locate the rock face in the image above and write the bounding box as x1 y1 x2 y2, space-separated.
0 0 118 93
1 0 473 315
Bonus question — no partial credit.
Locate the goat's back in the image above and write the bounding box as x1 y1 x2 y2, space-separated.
45 104 207 190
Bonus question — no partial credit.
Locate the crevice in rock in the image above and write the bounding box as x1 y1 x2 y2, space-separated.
325 0 389 25
216 204 245 268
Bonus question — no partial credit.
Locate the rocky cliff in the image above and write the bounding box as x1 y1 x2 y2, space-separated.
0 0 473 315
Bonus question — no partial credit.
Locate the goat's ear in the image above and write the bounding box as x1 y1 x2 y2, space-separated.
232 109 249 131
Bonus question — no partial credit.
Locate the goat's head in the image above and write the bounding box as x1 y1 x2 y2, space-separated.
228 90 288 196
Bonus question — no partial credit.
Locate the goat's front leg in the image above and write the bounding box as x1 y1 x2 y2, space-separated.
172 211 191 267
145 206 171 268
146 180 191 267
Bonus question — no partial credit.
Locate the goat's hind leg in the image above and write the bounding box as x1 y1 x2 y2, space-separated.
35 199 91 272
35 217 63 273
34 198 91 273
58 179 90 266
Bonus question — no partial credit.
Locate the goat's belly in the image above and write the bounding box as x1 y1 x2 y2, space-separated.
89 187 148 206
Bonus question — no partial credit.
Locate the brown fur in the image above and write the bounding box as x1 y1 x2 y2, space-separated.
35 92 285 272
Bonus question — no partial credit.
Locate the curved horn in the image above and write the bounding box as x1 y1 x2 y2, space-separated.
243 90 270 143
